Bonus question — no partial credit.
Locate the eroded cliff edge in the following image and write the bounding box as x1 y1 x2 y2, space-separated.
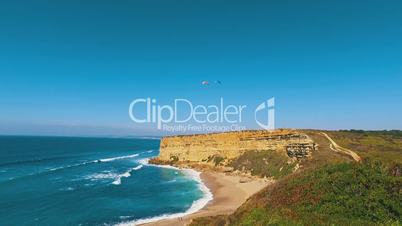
151 129 317 179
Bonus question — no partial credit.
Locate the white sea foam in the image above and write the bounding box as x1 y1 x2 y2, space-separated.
88 172 118 180
60 186 75 191
137 158 150 165
160 179 177 184
115 163 213 226
112 165 144 185
48 161 92 172
99 154 139 162
138 158 177 170
132 165 143 171
47 153 141 173
119 216 131 220
112 173 130 185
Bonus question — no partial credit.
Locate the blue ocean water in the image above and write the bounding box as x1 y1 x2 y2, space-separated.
0 136 208 226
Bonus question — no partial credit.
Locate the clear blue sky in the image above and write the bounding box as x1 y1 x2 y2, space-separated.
0 0 401 136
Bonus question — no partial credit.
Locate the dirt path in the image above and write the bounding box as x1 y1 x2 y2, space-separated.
320 132 362 162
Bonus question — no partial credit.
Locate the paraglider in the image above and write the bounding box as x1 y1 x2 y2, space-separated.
201 80 222 87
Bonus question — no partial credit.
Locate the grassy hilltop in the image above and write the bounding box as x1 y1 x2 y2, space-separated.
191 130 402 226
325 130 402 164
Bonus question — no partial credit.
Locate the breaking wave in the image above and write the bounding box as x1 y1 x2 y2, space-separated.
112 165 144 185
99 154 139 163
48 153 142 172
115 161 213 226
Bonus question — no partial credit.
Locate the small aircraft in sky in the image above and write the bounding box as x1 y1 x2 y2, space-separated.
201 80 222 86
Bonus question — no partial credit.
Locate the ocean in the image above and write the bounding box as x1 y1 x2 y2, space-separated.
0 136 212 226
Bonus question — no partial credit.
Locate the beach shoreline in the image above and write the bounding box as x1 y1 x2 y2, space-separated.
141 170 272 226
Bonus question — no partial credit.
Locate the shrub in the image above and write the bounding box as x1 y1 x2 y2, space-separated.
229 150 296 179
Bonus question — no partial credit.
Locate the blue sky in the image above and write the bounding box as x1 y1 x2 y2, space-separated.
0 0 401 136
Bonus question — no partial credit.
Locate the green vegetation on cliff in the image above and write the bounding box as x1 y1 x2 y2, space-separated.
229 150 296 179
326 130 402 163
191 130 402 226
192 161 402 226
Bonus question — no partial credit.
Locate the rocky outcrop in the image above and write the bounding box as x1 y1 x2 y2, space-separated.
152 129 316 167
286 143 316 160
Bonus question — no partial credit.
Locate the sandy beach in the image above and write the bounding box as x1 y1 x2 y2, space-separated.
142 171 272 226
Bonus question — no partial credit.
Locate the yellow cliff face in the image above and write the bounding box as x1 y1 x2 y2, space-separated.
154 129 316 166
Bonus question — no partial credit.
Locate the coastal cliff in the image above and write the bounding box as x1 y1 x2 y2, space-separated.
151 129 317 178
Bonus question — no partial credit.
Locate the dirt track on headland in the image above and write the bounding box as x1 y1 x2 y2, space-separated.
320 132 361 162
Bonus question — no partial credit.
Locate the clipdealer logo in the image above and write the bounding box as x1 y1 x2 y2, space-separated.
128 97 275 132
255 97 275 130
